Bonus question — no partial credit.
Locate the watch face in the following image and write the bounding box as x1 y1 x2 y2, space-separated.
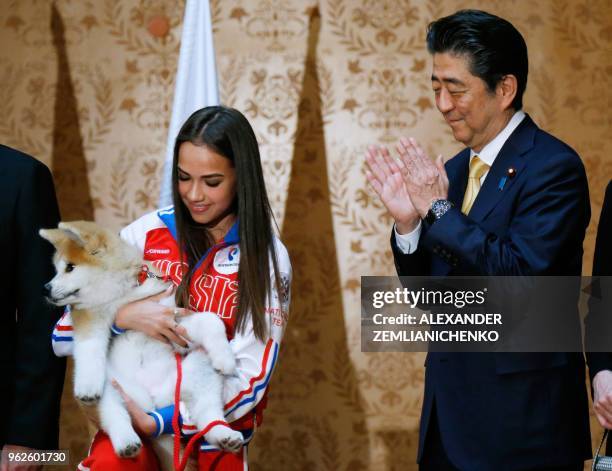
431 200 452 219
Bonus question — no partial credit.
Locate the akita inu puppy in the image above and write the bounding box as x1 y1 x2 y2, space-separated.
40 221 243 467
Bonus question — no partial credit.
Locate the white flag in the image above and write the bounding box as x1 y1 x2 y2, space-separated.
159 0 219 207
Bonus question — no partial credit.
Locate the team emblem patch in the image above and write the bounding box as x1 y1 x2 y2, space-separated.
213 246 240 274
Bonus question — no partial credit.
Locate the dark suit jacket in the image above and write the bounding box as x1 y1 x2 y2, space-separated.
592 181 612 277
586 180 612 374
586 181 612 454
391 115 592 470
0 145 65 449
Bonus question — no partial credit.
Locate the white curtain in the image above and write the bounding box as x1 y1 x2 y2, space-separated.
158 0 219 207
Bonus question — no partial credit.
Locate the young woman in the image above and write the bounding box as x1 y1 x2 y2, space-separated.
52 106 292 470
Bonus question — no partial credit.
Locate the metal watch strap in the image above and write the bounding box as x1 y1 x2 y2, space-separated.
426 199 453 225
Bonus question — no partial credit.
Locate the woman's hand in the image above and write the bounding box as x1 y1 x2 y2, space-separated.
593 369 612 429
114 285 192 346
111 380 157 437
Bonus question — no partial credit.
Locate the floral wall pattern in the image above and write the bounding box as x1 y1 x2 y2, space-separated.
1 1 611 469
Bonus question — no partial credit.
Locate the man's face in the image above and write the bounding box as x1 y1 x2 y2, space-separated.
431 52 506 152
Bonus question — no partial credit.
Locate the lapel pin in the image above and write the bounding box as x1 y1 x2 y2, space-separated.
499 167 517 191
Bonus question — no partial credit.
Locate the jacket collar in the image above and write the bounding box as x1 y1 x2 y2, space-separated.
157 206 240 246
157 206 240 272
449 114 537 222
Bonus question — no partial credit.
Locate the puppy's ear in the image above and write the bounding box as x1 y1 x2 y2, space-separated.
39 228 69 248
58 221 108 255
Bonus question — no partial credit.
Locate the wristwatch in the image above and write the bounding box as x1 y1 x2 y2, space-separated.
425 199 453 225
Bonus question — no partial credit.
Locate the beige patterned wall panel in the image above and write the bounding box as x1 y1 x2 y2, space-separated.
212 0 316 224
317 2 454 468
1 1 611 470
51 0 184 228
0 0 57 167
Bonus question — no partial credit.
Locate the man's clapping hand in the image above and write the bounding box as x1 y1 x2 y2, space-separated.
396 137 448 218
365 144 420 234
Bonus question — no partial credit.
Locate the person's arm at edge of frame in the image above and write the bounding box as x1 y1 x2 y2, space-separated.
586 180 612 429
2 159 66 468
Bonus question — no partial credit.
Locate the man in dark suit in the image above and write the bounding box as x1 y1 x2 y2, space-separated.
0 145 66 470
366 9 604 471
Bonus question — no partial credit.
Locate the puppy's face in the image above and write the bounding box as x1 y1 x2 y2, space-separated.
45 250 98 306
40 221 135 308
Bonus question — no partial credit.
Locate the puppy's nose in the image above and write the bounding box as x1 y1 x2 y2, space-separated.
43 282 52 296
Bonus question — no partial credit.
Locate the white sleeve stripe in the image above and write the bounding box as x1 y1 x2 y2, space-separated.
150 410 164 438
224 340 278 417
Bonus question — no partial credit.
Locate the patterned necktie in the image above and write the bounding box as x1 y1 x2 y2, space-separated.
461 156 490 214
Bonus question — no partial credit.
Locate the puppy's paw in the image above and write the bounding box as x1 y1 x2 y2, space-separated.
206 427 243 453
219 432 243 453
117 441 142 458
75 393 101 405
74 375 105 404
113 433 142 458
210 354 237 376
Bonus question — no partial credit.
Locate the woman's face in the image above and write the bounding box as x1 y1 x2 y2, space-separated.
177 141 237 240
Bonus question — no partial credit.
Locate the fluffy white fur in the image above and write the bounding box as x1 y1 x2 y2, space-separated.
41 221 242 468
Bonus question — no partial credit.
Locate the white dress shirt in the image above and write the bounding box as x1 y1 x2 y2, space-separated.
394 110 526 254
